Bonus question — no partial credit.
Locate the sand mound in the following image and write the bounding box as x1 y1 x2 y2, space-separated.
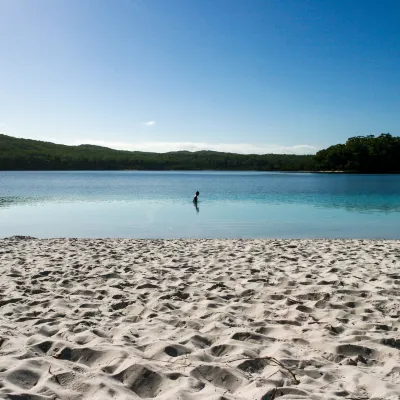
0 238 399 399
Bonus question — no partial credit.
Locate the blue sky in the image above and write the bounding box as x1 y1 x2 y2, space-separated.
0 0 399 154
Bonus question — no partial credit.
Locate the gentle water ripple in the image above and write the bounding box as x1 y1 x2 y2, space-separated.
1 171 400 238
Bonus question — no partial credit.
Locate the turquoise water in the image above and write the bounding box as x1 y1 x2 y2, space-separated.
1 171 400 238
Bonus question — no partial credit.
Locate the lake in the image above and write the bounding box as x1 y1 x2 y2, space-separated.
1 171 400 239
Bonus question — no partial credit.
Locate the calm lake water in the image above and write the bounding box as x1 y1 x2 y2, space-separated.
1 171 400 239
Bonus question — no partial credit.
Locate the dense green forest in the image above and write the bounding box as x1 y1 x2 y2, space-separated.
314 134 400 173
1 133 399 172
0 134 313 171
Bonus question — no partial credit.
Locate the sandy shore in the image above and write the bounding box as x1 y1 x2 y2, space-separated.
0 237 399 400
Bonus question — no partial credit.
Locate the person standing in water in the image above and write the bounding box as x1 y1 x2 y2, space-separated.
193 191 200 213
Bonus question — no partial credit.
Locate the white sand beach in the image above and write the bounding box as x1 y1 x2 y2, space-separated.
0 237 399 400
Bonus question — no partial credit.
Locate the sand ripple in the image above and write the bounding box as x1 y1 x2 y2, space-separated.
0 238 399 399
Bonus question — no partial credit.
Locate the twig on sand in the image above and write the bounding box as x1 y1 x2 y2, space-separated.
230 356 300 385
48 366 61 385
264 368 280 381
142 353 298 385
87 350 298 394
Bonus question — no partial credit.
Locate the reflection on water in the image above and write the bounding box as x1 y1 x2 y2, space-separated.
0 196 81 208
2 194 400 214
322 200 400 213
0 196 40 208
1 171 400 238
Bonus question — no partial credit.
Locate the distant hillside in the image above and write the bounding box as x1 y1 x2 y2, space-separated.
0 134 314 171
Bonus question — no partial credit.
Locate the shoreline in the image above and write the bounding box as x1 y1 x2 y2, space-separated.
1 238 399 399
3 236 400 241
2 169 400 174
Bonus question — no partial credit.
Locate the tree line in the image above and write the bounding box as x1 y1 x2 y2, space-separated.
0 133 399 172
313 133 400 172
0 134 313 171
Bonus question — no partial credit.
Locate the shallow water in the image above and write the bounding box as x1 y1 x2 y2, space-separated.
1 171 400 238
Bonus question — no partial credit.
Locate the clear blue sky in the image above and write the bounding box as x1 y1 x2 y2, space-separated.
1 0 399 154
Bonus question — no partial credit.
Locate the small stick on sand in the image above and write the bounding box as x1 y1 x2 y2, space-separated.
230 356 300 384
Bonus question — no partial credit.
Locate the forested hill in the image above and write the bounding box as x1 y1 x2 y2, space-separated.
2 133 399 172
0 134 314 171
313 134 400 173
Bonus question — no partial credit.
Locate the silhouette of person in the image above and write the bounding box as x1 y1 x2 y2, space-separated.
193 191 200 213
